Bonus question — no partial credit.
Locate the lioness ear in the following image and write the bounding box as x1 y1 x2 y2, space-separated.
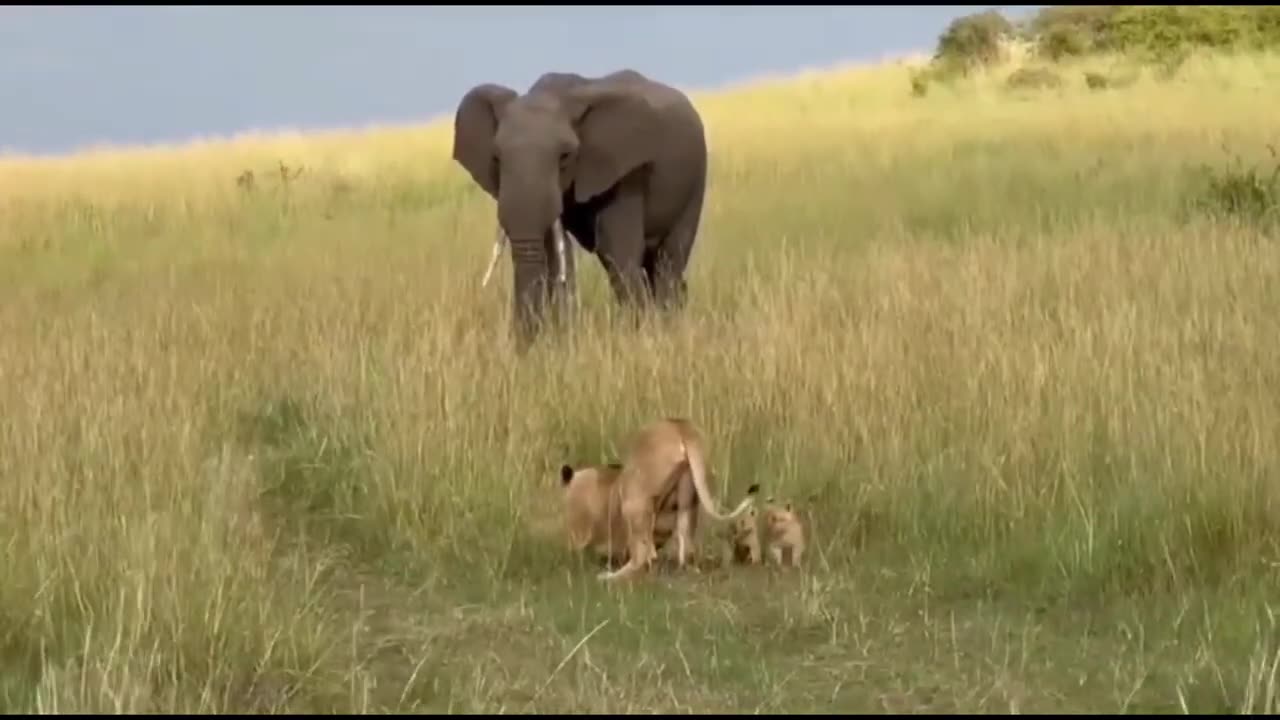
560 464 575 485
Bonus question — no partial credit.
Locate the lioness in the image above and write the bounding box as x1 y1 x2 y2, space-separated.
559 417 759 582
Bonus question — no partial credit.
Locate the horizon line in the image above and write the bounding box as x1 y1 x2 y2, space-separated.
0 50 931 163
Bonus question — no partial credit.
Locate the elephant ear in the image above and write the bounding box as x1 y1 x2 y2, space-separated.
452 83 518 198
567 84 659 203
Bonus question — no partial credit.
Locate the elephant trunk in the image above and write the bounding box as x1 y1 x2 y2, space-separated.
509 237 549 349
495 165 568 349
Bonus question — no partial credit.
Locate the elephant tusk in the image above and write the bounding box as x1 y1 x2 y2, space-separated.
481 226 507 288
553 219 567 285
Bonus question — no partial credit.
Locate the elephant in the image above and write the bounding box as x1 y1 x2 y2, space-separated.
452 69 709 350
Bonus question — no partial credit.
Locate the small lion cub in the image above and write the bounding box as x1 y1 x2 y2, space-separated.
720 504 761 566
763 498 806 568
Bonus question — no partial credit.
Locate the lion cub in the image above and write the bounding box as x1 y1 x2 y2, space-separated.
720 504 761 566
763 497 806 568
559 417 760 582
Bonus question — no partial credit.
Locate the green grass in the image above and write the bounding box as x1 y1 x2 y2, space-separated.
3 49 1280 713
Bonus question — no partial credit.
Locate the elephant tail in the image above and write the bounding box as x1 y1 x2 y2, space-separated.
673 419 758 521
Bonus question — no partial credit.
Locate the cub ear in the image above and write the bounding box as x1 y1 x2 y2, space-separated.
559 464 575 485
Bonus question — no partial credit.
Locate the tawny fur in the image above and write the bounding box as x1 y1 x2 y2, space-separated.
721 505 761 566
557 460 699 568
559 417 759 583
559 462 630 567
763 498 806 568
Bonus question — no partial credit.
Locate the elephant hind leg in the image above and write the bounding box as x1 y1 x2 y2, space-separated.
641 246 662 300
648 249 690 315
648 185 704 314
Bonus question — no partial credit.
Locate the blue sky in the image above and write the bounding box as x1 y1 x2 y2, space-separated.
0 6 1039 156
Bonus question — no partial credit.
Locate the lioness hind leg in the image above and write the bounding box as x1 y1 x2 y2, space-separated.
675 508 694 569
673 468 700 570
598 497 658 582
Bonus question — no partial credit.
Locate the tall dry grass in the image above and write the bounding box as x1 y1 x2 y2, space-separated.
2 50 1280 712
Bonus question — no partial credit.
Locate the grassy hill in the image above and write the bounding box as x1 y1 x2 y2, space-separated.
2 44 1280 712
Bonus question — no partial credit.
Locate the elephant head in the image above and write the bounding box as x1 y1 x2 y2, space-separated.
451 76 661 348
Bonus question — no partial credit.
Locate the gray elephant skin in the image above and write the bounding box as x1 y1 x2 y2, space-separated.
452 69 708 349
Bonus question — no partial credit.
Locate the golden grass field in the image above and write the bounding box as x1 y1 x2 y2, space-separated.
3 50 1280 712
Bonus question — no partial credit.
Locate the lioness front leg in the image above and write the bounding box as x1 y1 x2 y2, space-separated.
598 497 657 582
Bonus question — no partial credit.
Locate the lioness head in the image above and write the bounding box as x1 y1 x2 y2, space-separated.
559 462 622 488
557 462 629 565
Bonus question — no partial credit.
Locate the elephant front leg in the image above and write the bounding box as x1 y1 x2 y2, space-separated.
593 188 651 315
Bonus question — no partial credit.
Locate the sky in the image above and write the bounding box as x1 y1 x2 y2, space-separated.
0 6 1040 156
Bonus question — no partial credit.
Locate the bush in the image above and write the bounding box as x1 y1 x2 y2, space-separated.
909 70 931 98
1188 146 1280 229
1083 71 1110 90
907 58 976 99
1005 67 1064 92
1027 6 1280 62
934 10 1016 71
1027 6 1122 59
1039 25 1091 61
910 9 1016 97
